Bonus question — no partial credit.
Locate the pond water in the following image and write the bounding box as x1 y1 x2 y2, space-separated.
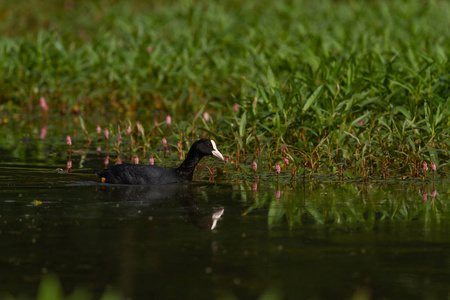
1 139 450 300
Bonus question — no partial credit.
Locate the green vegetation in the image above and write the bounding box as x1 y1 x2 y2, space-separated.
0 0 449 179
1 273 123 300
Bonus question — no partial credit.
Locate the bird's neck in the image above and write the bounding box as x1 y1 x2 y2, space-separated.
175 150 204 181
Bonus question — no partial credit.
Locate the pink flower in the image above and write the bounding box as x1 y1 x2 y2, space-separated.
40 125 47 140
104 129 109 140
117 134 122 142
147 45 153 53
134 156 139 164
104 156 109 166
225 156 229 163
423 191 427 203
126 126 131 135
284 157 289 166
276 163 281 174
253 182 257 191
149 156 154 165
96 146 101 152
177 141 181 149
136 122 144 135
281 146 285 153
117 157 122 164
96 125 101 135
166 115 172 126
253 161 257 172
276 189 281 199
66 135 72 146
431 190 436 199
67 160 72 169
162 137 167 148
431 162 436 171
40 97 49 112
233 103 239 112
203 112 210 122
359 119 364 126
423 161 427 171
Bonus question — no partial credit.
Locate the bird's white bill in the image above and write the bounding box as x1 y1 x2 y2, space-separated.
211 140 224 160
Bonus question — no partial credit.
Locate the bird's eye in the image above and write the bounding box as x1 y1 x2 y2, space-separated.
207 144 211 147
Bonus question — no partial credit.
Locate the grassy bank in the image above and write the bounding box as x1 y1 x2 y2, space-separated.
0 0 449 179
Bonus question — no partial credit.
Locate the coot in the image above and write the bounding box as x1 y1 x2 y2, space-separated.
95 138 224 185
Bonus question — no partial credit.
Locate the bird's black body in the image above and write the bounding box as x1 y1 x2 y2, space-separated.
95 138 224 185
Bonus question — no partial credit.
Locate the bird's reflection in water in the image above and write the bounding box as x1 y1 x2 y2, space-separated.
95 182 226 230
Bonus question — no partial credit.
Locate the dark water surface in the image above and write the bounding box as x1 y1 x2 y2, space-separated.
1 161 450 300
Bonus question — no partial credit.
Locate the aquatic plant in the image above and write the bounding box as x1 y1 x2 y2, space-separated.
0 0 448 181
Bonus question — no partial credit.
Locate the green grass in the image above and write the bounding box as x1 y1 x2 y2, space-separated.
0 0 449 179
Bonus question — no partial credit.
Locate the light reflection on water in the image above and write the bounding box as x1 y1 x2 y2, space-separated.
0 162 450 300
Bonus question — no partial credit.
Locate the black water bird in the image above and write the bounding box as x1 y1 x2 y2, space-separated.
95 138 224 185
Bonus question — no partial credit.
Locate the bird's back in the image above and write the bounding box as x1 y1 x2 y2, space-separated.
96 164 183 185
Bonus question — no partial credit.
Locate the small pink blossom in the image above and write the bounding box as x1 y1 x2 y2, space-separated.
423 191 427 203
134 156 139 164
431 190 436 199
359 119 364 126
276 163 281 174
136 122 144 135
253 161 257 172
147 45 153 53
225 156 229 163
276 189 281 199
117 134 122 142
104 156 109 166
203 112 210 122
96 125 101 135
40 97 49 112
162 137 167 148
431 162 436 171
423 161 427 171
66 135 72 147
126 126 131 135
281 146 285 153
177 141 181 149
253 182 257 191
104 128 109 140
117 157 122 165
40 125 47 140
149 156 154 165
67 160 72 169
284 157 289 166
233 103 239 112
166 115 172 126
